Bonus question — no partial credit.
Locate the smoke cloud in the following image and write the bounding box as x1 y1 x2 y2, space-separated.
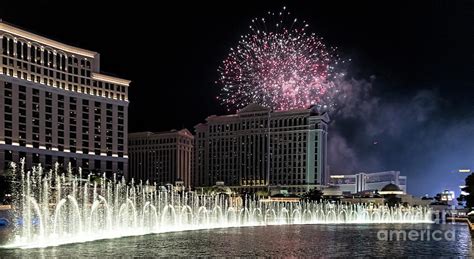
328 77 474 195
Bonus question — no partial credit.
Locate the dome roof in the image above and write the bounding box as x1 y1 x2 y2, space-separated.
211 185 232 195
381 183 401 192
379 183 403 195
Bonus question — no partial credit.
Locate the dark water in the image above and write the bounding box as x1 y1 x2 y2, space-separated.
0 223 471 257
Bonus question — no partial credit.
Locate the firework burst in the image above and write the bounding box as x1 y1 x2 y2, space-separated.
217 7 347 111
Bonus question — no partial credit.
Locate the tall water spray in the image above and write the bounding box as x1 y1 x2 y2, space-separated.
4 160 432 248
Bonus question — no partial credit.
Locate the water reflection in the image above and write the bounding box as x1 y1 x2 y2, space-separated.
0 224 471 257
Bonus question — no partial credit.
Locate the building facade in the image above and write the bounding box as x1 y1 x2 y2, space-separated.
128 129 194 186
0 21 130 177
194 103 329 194
329 171 407 194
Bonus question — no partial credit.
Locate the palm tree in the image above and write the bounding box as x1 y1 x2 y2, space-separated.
301 188 323 202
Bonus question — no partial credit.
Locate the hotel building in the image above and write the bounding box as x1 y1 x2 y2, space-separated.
0 21 130 177
194 103 329 194
329 171 407 194
128 129 194 186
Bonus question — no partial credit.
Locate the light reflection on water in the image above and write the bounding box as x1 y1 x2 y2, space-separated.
0 223 471 257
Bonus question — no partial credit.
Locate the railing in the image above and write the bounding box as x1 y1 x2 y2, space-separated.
0 205 12 211
446 216 474 231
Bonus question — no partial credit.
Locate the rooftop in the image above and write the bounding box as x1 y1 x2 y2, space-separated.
0 20 131 87
129 129 194 139
0 20 97 58
199 103 330 125
379 183 404 195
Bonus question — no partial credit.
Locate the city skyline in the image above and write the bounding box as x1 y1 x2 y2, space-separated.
0 1 472 196
0 2 472 257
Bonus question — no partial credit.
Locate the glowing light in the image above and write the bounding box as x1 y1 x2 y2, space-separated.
5 160 433 249
0 21 97 58
91 73 131 87
459 169 471 173
217 7 346 111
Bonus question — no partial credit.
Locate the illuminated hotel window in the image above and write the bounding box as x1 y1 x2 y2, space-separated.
2 37 7 54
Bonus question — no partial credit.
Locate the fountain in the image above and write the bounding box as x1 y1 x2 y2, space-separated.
2 160 433 248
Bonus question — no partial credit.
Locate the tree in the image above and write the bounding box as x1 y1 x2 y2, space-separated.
434 193 447 204
0 175 9 203
457 194 466 207
462 173 474 209
384 195 401 207
301 188 323 202
0 166 15 204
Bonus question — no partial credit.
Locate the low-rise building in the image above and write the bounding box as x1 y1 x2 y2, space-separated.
329 171 407 194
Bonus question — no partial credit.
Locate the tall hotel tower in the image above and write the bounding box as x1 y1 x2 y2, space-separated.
128 129 194 186
194 103 329 194
0 21 130 177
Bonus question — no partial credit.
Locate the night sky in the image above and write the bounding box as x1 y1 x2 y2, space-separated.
1 1 473 195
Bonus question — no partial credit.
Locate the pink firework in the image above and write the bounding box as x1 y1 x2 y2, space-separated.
217 7 346 111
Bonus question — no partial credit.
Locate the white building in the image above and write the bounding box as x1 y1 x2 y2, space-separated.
329 171 407 194
194 103 329 194
0 21 130 177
